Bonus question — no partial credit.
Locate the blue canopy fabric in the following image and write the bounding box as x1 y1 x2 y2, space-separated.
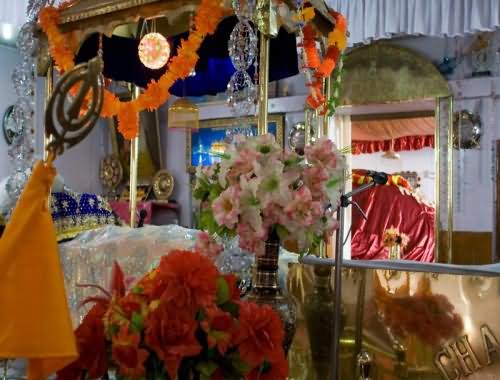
75 16 299 96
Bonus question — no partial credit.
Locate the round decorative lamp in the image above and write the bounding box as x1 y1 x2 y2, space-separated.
167 97 199 129
138 32 170 70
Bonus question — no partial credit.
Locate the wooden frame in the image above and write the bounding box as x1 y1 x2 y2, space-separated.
186 114 284 172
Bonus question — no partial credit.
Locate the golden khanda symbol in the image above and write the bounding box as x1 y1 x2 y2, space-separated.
46 56 104 155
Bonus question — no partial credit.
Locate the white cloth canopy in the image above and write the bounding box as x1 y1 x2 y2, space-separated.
328 0 500 46
0 0 30 28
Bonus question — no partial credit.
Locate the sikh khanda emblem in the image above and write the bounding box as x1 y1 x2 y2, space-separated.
45 56 104 155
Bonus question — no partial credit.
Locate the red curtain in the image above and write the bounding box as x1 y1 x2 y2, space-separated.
352 135 434 155
351 184 435 262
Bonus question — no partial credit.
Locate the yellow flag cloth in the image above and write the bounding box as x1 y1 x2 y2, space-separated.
0 161 77 380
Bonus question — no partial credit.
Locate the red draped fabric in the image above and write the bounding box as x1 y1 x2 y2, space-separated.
352 135 434 155
351 184 435 262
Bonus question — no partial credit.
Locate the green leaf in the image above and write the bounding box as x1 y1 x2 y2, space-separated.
228 352 251 374
258 145 271 154
275 224 289 241
108 323 119 336
131 286 144 294
130 312 144 333
195 361 219 376
326 177 342 189
221 301 239 317
216 277 230 305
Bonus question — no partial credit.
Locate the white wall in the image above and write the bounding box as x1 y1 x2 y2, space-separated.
0 46 20 179
352 148 436 203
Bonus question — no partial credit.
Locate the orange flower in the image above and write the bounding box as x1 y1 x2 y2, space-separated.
234 302 285 367
117 103 139 140
317 46 340 77
328 28 347 51
144 303 202 379
112 326 149 380
102 91 120 118
333 12 348 33
138 80 168 111
153 250 219 313
245 350 289 380
195 0 225 35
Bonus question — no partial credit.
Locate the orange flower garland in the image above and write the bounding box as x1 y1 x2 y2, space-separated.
299 8 348 113
39 0 225 140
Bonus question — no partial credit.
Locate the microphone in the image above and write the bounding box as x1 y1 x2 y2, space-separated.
365 170 389 185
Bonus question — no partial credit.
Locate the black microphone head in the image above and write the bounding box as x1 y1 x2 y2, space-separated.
366 170 389 185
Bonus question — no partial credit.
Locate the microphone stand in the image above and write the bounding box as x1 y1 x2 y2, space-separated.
331 181 377 380
300 171 388 380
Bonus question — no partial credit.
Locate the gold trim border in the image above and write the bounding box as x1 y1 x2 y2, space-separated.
185 114 285 172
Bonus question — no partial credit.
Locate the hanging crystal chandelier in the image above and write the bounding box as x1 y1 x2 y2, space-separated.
227 0 258 116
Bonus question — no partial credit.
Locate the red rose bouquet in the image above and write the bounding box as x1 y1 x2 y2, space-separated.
57 234 287 380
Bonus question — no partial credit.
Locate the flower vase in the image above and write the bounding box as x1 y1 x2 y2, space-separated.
303 265 339 380
388 244 401 260
245 229 297 354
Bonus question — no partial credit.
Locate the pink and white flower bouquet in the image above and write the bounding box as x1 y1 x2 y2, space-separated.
193 134 346 255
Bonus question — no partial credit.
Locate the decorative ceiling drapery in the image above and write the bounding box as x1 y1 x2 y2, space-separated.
352 135 435 155
328 0 500 46
351 116 435 154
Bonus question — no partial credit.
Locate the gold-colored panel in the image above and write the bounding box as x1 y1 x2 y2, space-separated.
340 43 451 106
287 262 500 380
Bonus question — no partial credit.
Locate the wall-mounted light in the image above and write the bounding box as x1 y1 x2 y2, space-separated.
1 24 14 41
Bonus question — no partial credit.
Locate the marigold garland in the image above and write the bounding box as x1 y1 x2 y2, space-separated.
39 0 225 140
299 8 348 114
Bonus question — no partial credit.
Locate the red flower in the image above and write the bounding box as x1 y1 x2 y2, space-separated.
234 302 285 367
211 368 224 380
144 303 202 379
57 303 108 380
223 274 241 302
245 351 289 380
112 326 149 380
201 307 235 355
152 250 219 313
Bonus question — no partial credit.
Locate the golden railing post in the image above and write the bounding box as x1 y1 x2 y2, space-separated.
129 85 140 228
257 34 270 135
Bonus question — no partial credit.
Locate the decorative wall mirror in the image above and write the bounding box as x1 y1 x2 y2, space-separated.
2 105 18 145
453 109 482 149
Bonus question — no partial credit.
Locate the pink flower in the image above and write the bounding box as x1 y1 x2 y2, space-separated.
195 231 223 258
212 186 241 229
227 147 260 183
262 202 286 226
303 166 329 201
238 222 265 255
305 137 338 171
285 186 322 227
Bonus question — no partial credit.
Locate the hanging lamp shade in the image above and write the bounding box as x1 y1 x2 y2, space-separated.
382 139 400 159
167 97 199 129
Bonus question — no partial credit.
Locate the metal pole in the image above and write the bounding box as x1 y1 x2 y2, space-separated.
44 60 54 160
129 86 140 228
257 33 270 135
447 96 454 263
331 200 344 380
322 75 331 137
